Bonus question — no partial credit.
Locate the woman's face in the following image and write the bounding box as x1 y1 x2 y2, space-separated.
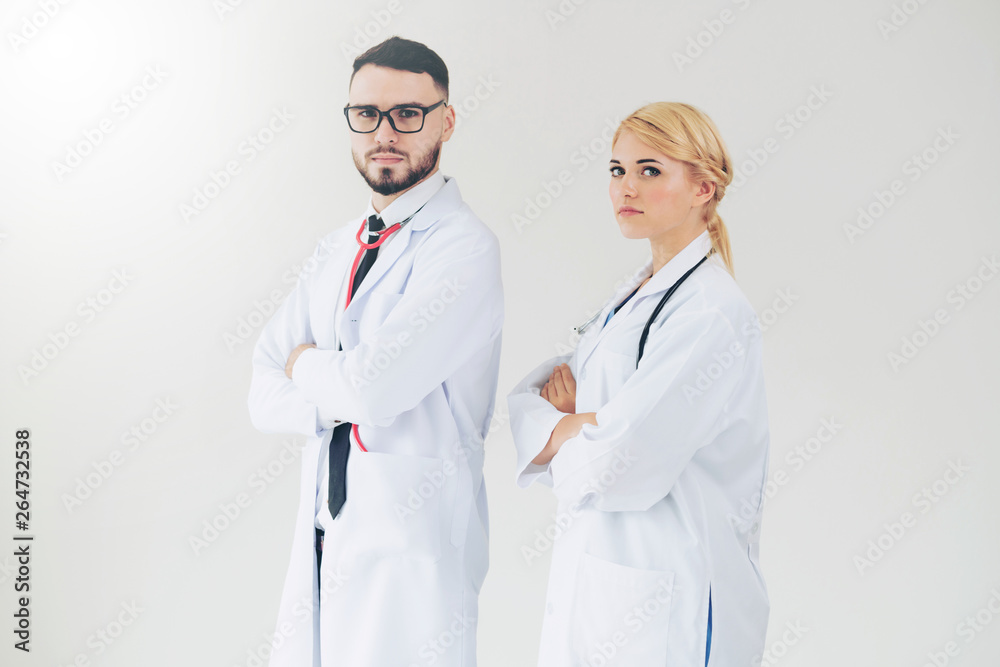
608 130 713 242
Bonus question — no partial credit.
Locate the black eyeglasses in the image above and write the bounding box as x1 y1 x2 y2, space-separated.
343 100 446 134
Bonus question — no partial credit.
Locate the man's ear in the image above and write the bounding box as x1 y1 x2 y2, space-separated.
440 103 457 143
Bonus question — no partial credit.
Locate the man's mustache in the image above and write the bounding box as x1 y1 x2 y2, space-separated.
365 147 407 159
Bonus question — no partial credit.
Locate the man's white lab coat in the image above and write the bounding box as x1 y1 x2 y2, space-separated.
249 175 503 667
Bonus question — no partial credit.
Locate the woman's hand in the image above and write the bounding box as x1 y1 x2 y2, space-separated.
541 363 577 414
531 411 598 466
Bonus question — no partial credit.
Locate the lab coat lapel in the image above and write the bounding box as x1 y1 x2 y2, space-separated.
574 281 638 371
339 178 463 349
352 221 415 306
337 225 413 352
574 256 653 370
575 232 713 370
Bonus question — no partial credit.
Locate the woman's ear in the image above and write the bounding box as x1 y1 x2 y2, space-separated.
693 180 716 206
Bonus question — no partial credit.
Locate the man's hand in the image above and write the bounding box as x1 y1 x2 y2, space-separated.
285 343 317 379
541 363 577 414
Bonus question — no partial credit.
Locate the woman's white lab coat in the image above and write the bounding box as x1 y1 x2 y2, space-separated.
508 231 769 666
249 177 503 667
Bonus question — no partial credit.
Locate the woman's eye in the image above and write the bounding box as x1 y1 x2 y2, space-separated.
641 166 661 177
610 166 624 176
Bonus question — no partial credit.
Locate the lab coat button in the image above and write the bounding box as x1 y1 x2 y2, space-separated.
751 522 760 534
546 602 554 616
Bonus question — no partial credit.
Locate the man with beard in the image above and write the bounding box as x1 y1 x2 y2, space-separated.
248 37 503 667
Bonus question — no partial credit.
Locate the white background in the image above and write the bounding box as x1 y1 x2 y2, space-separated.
1 1 999 665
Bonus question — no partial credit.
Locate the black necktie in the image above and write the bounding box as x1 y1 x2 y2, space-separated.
328 214 385 519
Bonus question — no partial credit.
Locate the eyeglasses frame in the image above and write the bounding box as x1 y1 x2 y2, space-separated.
343 100 447 134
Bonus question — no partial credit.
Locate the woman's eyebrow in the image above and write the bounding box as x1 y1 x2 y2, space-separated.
608 158 664 164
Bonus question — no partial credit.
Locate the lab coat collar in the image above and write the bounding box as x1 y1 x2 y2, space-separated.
574 230 714 368
345 175 463 309
404 175 463 231
638 229 714 297
599 230 714 315
362 170 447 230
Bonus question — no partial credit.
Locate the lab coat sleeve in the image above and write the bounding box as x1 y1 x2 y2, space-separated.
247 243 333 438
506 354 575 488
290 227 503 427
549 308 748 512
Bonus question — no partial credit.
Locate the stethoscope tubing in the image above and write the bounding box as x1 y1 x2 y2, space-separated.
342 213 419 452
635 254 709 367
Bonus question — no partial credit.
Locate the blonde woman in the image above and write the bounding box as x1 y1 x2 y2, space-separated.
508 102 769 666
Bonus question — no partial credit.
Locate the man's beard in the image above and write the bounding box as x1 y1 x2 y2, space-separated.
354 143 441 196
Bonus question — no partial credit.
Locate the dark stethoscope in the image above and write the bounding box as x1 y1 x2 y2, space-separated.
575 254 709 368
635 254 708 366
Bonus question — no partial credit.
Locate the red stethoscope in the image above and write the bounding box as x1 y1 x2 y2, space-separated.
345 218 402 308
343 214 411 451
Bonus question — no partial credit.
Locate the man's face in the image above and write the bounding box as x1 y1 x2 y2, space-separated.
347 64 454 197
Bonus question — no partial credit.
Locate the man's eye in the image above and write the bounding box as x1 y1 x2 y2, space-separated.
396 108 420 118
358 108 378 118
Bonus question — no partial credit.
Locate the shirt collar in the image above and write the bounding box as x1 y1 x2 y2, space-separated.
363 170 447 229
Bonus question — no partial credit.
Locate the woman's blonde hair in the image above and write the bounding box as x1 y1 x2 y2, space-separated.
612 102 735 275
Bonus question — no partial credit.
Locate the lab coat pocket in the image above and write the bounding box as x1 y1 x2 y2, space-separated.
355 290 403 343
570 552 674 666
336 450 444 564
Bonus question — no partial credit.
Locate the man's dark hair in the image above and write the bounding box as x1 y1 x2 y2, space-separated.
351 36 449 100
